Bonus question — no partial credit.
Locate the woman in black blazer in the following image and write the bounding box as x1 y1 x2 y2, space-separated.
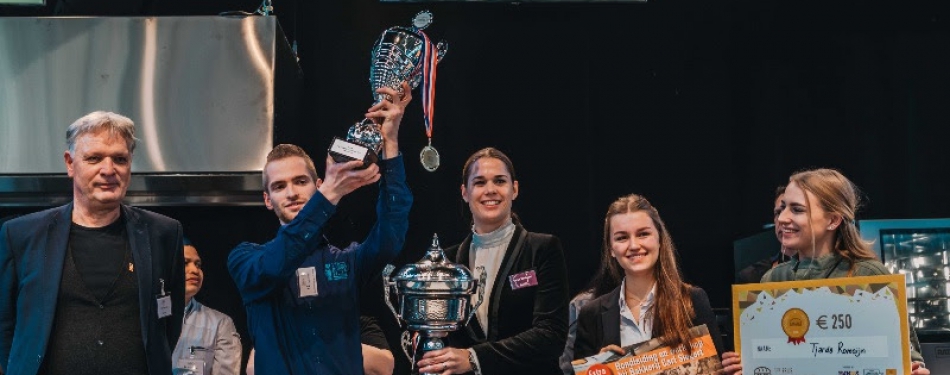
573 194 725 364
416 147 569 375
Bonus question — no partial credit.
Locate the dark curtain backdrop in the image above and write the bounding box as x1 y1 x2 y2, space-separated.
3 0 949 374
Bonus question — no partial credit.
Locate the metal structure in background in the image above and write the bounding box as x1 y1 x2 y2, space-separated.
0 15 302 206
859 218 950 373
0 0 44 4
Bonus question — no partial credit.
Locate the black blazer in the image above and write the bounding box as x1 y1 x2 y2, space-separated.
573 285 725 361
0 203 185 375
444 223 569 375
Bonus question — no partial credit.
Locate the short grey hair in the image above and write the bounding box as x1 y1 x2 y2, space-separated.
66 111 138 153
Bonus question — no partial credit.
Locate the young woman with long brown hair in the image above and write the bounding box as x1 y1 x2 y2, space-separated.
573 194 724 362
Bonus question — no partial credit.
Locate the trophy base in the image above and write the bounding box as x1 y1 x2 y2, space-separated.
328 137 379 169
409 331 449 375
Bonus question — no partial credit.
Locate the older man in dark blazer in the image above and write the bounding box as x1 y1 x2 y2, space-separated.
0 111 184 375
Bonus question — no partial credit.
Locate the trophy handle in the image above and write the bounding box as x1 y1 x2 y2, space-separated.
435 40 448 63
400 330 415 363
382 264 400 325
465 265 487 327
358 117 380 128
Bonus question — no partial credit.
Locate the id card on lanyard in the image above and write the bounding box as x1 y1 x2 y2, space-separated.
156 277 172 319
176 346 211 375
297 266 319 297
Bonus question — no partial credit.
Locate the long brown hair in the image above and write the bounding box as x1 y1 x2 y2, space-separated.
597 194 696 351
788 168 877 269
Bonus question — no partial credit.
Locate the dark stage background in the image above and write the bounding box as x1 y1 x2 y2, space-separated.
3 1 949 374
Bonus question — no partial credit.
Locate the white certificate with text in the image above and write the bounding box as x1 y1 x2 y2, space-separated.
733 274 911 375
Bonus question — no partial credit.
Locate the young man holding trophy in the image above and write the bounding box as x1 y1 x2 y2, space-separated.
227 83 413 375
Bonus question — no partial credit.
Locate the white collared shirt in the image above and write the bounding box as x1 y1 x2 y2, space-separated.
618 279 656 347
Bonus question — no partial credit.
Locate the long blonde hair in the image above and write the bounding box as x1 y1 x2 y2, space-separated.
788 168 877 270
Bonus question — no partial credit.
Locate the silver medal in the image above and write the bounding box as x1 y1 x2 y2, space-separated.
420 139 440 172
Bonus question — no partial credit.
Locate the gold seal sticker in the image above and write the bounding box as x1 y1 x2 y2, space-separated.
781 308 809 345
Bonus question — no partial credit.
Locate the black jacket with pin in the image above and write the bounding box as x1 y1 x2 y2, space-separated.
573 285 725 361
0 203 184 375
444 223 569 375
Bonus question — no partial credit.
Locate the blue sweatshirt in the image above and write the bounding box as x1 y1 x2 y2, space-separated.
227 156 412 375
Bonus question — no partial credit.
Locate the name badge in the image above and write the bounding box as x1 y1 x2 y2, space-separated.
156 277 172 319
177 358 206 375
156 295 172 319
297 266 319 297
509 269 538 290
177 346 211 375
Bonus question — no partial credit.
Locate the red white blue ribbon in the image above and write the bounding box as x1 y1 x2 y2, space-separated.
420 31 438 141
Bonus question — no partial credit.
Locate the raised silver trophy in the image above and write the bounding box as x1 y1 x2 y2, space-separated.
329 11 447 171
383 234 486 375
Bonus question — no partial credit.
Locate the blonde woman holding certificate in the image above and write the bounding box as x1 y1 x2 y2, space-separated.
720 168 929 375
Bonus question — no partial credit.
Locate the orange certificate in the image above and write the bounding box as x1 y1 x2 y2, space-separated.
572 324 723 375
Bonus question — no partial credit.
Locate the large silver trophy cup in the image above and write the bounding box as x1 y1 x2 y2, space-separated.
329 11 447 170
383 234 486 375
